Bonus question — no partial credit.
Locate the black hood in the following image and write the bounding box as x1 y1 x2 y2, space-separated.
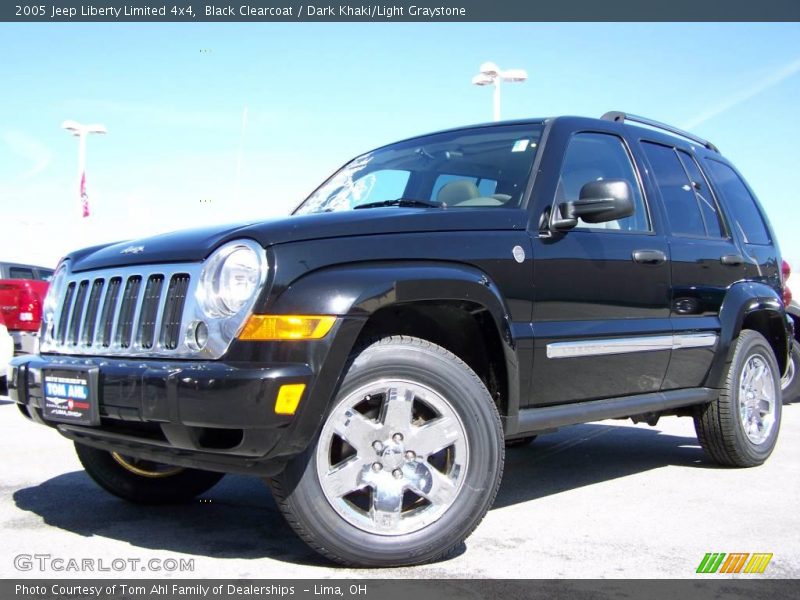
68 208 527 272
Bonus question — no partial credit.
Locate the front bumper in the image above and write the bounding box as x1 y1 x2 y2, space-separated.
8 354 313 476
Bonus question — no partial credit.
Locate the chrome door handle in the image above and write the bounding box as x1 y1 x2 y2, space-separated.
720 254 744 266
632 249 667 265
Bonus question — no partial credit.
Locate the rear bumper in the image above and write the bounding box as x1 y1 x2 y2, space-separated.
8 354 314 476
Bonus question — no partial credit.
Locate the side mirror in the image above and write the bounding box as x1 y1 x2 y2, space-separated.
553 179 635 230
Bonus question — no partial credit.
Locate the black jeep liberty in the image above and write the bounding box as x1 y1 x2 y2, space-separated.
8 112 790 566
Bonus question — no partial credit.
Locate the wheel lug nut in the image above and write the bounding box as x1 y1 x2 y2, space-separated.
405 451 416 461
393 433 403 442
372 462 382 472
372 441 383 452
392 469 403 479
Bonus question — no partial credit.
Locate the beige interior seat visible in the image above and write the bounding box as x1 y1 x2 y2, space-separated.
437 180 480 205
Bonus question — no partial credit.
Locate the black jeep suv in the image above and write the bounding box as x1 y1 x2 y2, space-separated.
8 112 790 567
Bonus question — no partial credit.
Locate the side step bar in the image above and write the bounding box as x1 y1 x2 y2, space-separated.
506 388 716 435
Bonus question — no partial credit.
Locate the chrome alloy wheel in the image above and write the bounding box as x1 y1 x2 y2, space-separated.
738 353 777 445
315 379 469 536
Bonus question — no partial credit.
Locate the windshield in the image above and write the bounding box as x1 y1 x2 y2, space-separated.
294 123 544 215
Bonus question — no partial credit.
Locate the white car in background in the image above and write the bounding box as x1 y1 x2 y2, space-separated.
0 314 13 393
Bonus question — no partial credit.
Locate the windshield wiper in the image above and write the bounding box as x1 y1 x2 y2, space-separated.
354 198 443 210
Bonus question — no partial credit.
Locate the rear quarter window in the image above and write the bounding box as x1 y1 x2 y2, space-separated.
704 159 771 245
9 267 35 279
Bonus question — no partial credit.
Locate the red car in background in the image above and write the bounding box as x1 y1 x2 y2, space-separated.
0 312 13 392
780 259 800 403
0 261 52 357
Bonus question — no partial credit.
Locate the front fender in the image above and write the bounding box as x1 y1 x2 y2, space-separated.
263 260 520 459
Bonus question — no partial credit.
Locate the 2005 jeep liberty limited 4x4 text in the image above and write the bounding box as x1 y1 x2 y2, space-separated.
8 112 791 566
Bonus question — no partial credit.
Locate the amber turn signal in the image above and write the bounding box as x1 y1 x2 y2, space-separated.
239 315 336 341
275 383 306 415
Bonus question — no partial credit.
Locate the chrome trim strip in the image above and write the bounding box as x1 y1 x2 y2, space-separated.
547 333 717 359
672 333 719 349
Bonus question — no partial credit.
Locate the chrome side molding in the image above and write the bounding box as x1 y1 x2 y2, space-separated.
546 333 717 359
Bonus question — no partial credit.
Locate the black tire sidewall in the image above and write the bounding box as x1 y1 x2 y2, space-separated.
279 339 503 566
781 341 800 403
74 443 224 505
727 331 782 463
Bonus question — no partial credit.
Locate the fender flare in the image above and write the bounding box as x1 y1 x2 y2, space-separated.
705 281 790 388
265 260 521 458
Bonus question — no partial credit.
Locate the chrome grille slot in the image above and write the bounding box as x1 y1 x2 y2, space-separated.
67 280 90 345
81 279 105 345
98 277 121 347
116 276 142 348
162 274 190 350
57 282 76 345
138 275 164 349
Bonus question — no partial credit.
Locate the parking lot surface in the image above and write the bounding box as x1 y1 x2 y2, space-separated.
1 394 798 579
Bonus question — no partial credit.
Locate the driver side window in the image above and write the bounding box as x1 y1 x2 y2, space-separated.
556 133 650 232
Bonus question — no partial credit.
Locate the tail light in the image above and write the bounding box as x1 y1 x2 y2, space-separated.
781 259 792 306
16 286 42 330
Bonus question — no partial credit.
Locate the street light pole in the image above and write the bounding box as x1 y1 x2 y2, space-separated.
62 120 107 218
493 78 501 122
471 62 528 122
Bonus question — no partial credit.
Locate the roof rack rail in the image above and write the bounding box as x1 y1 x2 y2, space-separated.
601 111 719 153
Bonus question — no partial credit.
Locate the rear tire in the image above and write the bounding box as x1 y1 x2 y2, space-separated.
75 443 224 504
694 330 782 467
780 340 800 403
268 336 504 567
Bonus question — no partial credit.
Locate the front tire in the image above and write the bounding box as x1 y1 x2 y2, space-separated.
694 330 782 467
269 336 504 567
75 443 225 504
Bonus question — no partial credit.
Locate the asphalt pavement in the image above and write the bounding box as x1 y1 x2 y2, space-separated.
1 394 798 579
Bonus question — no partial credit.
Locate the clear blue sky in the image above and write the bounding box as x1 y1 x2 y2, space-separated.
1 23 799 273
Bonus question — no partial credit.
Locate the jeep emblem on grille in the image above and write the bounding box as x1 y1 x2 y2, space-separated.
121 245 145 254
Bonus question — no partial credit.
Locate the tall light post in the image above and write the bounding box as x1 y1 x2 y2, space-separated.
62 120 106 218
471 62 528 122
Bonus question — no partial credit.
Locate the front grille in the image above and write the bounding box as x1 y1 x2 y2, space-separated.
45 266 195 356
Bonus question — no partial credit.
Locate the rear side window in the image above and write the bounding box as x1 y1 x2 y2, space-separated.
676 150 725 238
704 159 771 245
642 142 713 238
9 267 35 279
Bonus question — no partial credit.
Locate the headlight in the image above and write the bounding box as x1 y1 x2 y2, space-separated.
42 260 69 331
197 240 266 319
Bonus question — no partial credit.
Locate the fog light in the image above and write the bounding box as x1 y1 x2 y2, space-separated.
275 383 306 415
239 315 336 341
186 320 209 351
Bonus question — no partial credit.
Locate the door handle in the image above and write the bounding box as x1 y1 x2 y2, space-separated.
720 254 744 266
632 249 667 265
